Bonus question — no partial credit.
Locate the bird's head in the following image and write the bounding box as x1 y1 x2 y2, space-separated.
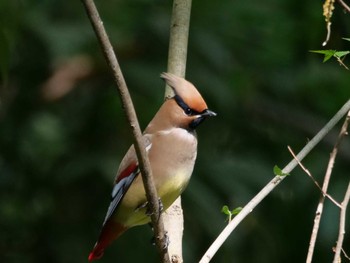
160 72 216 130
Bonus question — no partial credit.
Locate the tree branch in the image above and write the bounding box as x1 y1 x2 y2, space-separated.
167 0 192 76
338 0 350 13
199 99 350 263
333 181 350 263
80 0 170 262
165 0 192 97
306 110 350 263
163 1 192 262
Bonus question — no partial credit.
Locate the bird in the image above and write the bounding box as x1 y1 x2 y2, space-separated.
88 72 216 261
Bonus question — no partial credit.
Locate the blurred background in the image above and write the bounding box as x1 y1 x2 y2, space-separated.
1 0 349 262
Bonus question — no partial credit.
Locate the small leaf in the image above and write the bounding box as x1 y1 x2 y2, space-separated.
232 207 242 215
310 50 335 55
323 53 335 62
310 50 336 62
273 165 283 176
221 205 230 215
273 165 289 176
334 51 350 58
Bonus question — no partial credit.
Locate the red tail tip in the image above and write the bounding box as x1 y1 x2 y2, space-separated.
88 220 127 261
88 250 104 262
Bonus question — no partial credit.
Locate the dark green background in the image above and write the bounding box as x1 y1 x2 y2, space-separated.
1 0 349 262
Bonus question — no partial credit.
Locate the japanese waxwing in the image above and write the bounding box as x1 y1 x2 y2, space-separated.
88 72 216 261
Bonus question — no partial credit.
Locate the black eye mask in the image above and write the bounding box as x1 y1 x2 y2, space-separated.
174 95 200 116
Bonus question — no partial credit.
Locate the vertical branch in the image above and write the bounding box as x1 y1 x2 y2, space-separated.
333 182 350 263
163 1 192 262
80 0 170 262
333 183 350 263
165 0 192 97
306 110 350 263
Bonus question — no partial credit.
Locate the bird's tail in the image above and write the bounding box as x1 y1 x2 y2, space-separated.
88 221 127 261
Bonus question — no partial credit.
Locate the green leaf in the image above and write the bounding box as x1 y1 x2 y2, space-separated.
309 50 335 55
232 207 242 215
221 205 242 223
221 205 230 215
273 165 289 176
323 52 335 62
273 165 283 176
310 50 336 62
334 51 350 58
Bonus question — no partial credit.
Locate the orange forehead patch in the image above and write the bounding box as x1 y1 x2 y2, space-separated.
161 73 208 113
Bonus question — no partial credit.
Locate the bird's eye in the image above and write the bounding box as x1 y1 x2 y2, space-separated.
185 108 193 115
174 95 198 116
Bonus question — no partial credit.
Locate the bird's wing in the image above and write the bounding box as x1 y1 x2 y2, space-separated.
102 135 152 225
102 162 139 225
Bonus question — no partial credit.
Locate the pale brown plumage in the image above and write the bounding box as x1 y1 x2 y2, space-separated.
88 73 216 261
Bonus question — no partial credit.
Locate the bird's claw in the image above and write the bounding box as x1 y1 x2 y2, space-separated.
162 232 169 250
150 231 169 250
145 198 163 219
158 198 164 212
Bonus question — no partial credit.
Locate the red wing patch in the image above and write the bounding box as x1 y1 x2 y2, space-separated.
116 162 138 183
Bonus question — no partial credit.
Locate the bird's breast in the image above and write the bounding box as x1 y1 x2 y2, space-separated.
117 128 198 227
150 128 197 207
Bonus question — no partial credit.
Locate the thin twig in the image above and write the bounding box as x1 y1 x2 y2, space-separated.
336 56 350 70
333 181 350 263
199 99 350 263
80 0 170 262
341 248 350 260
338 0 350 13
287 146 341 208
306 110 350 263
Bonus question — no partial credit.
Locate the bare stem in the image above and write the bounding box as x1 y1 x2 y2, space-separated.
333 182 350 263
341 248 350 260
338 0 350 13
199 99 350 263
336 56 349 70
287 146 341 208
163 1 192 262
306 110 350 263
165 0 192 97
80 0 170 262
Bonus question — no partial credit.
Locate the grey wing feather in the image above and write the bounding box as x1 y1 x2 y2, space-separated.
102 167 139 225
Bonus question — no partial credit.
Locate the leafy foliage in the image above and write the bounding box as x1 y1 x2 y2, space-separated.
310 50 349 63
310 37 350 69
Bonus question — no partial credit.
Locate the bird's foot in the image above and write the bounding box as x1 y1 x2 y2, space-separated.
158 198 164 213
145 198 163 219
150 231 169 250
162 232 170 250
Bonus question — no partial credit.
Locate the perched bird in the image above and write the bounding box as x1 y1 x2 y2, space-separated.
88 73 216 261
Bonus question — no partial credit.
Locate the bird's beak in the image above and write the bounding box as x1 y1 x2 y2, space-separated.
200 109 217 117
189 109 216 130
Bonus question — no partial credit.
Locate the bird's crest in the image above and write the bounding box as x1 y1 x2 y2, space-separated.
161 72 208 114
